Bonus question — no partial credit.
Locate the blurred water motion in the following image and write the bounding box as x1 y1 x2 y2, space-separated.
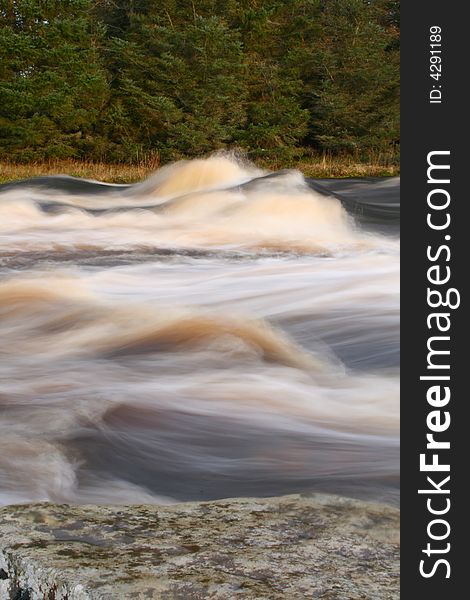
0 155 399 505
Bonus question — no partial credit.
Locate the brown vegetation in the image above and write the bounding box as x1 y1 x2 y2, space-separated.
0 154 399 185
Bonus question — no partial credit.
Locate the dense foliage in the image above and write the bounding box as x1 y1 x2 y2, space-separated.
0 0 399 162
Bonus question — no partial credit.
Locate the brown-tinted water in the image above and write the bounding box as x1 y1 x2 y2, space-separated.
0 156 399 505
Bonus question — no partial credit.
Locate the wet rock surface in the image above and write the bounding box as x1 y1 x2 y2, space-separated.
0 494 399 599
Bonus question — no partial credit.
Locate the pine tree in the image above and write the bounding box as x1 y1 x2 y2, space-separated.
99 3 247 160
0 0 109 160
305 0 400 154
0 0 400 163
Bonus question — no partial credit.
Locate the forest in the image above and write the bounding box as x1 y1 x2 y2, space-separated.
0 0 399 165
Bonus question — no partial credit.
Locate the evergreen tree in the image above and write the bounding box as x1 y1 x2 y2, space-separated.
0 0 109 160
305 0 400 154
231 0 311 160
0 0 400 163
102 8 247 160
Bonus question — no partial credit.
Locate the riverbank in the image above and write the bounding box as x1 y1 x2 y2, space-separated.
0 156 399 185
0 493 399 600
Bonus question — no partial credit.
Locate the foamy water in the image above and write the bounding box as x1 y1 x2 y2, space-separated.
0 156 399 505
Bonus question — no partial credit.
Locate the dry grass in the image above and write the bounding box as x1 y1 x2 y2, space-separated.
0 154 399 185
259 149 399 178
0 158 161 185
260 157 399 179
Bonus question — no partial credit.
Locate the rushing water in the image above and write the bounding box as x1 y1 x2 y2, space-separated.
0 156 399 506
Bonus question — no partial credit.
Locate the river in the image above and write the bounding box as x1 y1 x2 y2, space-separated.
0 155 399 506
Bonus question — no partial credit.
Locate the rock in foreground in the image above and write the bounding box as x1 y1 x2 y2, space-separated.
0 494 399 599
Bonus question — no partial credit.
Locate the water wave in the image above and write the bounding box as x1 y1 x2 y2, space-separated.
0 155 396 255
0 155 399 505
